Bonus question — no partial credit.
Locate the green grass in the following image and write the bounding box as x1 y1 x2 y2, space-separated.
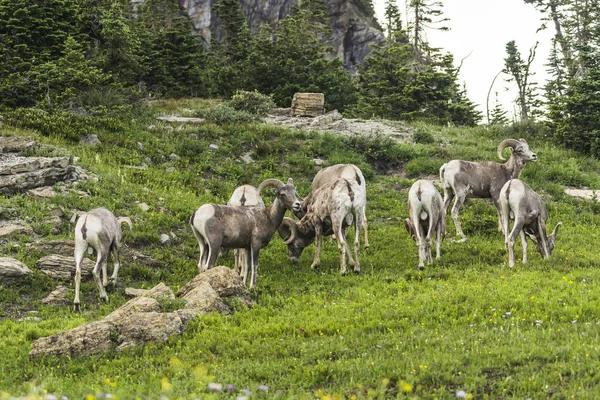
2 99 600 399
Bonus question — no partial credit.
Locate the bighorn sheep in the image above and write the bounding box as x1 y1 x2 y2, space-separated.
190 178 301 287
440 138 537 242
73 207 132 311
404 180 446 270
499 179 561 268
226 184 265 276
294 164 368 247
284 177 364 275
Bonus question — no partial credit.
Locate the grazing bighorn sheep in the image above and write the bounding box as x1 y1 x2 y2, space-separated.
440 138 537 242
73 207 132 311
190 178 301 287
404 180 446 270
499 179 561 268
293 164 369 248
279 164 368 264
286 177 364 275
226 184 265 276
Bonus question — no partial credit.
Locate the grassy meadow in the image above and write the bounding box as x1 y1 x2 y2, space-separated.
1 99 600 399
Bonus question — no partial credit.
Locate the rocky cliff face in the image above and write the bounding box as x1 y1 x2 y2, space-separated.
177 0 385 71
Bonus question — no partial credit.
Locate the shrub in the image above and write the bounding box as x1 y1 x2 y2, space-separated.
4 108 123 142
204 105 258 125
404 157 444 178
227 90 276 115
413 128 435 144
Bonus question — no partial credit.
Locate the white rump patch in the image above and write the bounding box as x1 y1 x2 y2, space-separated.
195 205 215 237
420 211 428 220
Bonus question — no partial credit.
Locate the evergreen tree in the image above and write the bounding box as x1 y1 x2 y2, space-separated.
31 36 112 109
0 0 84 107
139 0 206 97
489 91 509 126
503 40 539 122
407 0 449 64
248 0 357 111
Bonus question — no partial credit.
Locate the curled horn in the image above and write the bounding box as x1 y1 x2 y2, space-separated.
257 178 285 197
551 221 562 238
497 139 520 161
117 217 132 230
280 217 298 244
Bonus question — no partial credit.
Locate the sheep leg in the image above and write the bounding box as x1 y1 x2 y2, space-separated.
506 219 525 268
492 196 503 232
426 216 436 265
353 212 363 273
334 219 349 276
73 241 88 311
93 247 109 302
311 222 323 270
191 225 207 272
435 222 442 260
205 237 222 272
109 243 121 285
443 186 454 213
101 250 108 288
242 247 251 286
538 218 550 259
451 190 468 242
520 230 528 264
362 209 369 249
249 243 260 288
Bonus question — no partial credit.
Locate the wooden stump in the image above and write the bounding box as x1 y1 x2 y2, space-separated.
291 93 324 117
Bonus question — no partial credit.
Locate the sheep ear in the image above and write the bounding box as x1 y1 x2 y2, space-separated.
287 178 294 186
509 147 515 153
519 138 528 143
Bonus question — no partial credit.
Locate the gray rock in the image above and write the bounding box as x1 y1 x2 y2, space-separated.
156 116 205 124
137 202 150 212
241 152 254 164
137 142 144 151
181 281 222 311
145 157 152 165
0 136 37 153
42 285 71 305
209 144 219 151
312 158 326 167
28 239 75 256
35 254 95 280
104 297 160 323
165 166 176 173
80 134 101 146
0 257 32 281
30 321 113 357
169 153 180 161
125 282 175 300
159 233 170 244
0 224 32 237
178 266 249 298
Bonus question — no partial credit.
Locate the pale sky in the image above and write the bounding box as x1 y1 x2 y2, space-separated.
372 0 554 122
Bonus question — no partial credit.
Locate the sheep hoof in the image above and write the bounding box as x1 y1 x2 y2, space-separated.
73 303 80 312
353 268 360 274
311 264 320 270
418 265 425 271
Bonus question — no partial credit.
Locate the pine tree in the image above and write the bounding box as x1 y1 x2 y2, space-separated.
139 0 206 97
503 40 539 122
489 92 509 126
407 0 449 64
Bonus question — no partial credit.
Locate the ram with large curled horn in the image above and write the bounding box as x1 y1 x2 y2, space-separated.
190 178 301 287
439 138 537 242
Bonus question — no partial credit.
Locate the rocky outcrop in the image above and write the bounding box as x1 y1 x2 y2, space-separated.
35 255 95 280
125 282 175 299
292 93 325 117
170 0 384 71
0 257 32 281
0 136 89 195
30 268 251 357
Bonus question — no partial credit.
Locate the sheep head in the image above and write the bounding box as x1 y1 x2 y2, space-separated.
258 178 302 213
524 221 562 259
497 139 537 163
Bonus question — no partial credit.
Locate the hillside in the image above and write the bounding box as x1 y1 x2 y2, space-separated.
1 99 600 398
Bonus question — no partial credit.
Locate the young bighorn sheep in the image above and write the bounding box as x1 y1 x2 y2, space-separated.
190 178 301 287
279 164 368 264
440 138 537 242
288 177 364 275
404 180 446 270
499 179 561 268
225 184 265 276
73 207 132 311
294 164 369 248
